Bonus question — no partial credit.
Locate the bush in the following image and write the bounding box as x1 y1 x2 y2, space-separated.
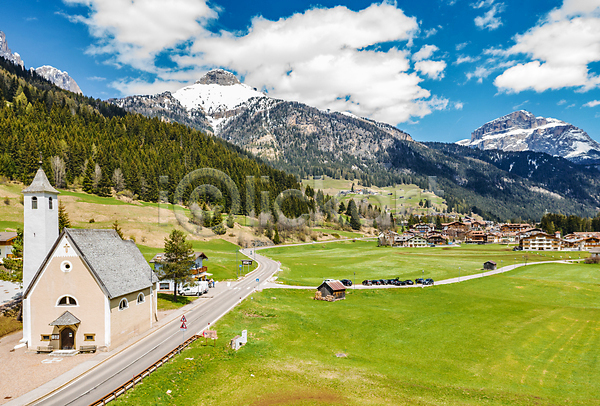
212 223 226 235
3 196 9 205
89 218 95 223
584 257 600 264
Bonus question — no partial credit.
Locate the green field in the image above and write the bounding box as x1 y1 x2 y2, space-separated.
156 293 195 310
261 241 566 286
139 239 256 281
113 261 600 406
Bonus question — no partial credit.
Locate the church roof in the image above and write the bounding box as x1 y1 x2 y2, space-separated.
49 310 81 326
25 228 158 299
64 229 158 299
22 168 59 194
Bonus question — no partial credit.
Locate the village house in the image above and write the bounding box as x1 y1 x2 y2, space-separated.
519 232 562 251
407 235 428 247
465 230 488 244
483 260 497 270
443 221 469 240
427 232 448 245
0 231 17 261
500 223 532 233
21 168 158 353
412 223 435 234
151 252 210 293
316 280 346 301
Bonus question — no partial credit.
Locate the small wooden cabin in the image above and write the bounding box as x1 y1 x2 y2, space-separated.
316 281 346 301
483 260 497 270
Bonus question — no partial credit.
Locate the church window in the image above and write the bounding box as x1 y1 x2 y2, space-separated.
137 293 145 304
41 335 51 341
57 296 77 306
49 197 53 209
32 196 38 209
119 298 129 311
61 261 72 272
84 334 95 341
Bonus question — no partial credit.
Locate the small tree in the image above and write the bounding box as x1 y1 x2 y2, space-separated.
159 230 194 300
273 228 281 245
338 201 346 214
112 220 124 239
226 213 235 228
59 201 71 232
1 229 23 285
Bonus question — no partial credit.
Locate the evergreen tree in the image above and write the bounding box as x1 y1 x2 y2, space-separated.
338 201 346 214
273 228 281 245
349 200 361 230
82 160 95 194
1 229 23 284
345 199 356 216
158 230 194 300
112 220 124 239
58 201 71 232
97 169 112 197
226 213 235 228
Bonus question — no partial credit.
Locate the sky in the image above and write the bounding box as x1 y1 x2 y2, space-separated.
1 0 600 143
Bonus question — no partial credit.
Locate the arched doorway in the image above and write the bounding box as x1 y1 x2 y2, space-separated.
61 327 75 350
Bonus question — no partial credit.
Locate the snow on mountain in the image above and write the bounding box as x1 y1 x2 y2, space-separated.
0 31 24 67
35 65 82 94
459 110 600 164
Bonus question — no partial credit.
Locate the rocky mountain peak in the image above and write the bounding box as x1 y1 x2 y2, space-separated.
35 65 82 94
0 31 24 67
459 110 600 164
195 69 241 86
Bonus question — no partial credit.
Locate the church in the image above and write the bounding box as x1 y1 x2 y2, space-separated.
21 167 158 352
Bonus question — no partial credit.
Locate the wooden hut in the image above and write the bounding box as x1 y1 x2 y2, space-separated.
316 280 346 301
483 260 497 270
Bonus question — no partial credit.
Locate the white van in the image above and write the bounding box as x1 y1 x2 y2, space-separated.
179 281 209 296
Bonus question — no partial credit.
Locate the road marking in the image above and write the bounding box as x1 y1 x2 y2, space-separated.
42 358 63 364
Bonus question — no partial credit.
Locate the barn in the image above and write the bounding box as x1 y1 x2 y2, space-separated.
483 260 497 270
316 280 346 301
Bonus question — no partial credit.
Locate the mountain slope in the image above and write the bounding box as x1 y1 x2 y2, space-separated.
458 110 600 164
0 31 24 67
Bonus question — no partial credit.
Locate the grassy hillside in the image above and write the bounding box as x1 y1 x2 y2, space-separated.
112 261 600 406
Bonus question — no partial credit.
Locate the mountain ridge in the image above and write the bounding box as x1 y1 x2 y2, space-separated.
458 110 600 164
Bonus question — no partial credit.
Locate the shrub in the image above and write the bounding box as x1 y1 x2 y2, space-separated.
89 218 95 223
212 223 226 235
584 257 600 264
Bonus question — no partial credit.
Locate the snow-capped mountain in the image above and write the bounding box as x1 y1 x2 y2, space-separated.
0 31 24 67
110 69 412 162
35 65 82 94
457 110 600 164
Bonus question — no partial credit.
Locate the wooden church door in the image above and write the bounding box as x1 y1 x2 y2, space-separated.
61 327 75 350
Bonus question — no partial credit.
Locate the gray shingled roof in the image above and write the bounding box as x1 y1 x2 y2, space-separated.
49 311 81 326
0 232 17 242
65 229 158 299
22 168 59 194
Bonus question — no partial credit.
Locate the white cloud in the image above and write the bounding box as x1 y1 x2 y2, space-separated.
412 45 438 61
456 42 469 51
512 100 529 110
453 101 464 110
494 1 600 93
61 0 218 71
66 1 452 125
584 100 600 107
414 60 447 80
454 55 479 64
424 27 438 38
471 0 496 9
557 99 567 105
474 4 504 30
87 76 106 81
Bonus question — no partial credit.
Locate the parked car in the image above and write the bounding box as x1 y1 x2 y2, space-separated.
362 279 373 286
404 280 414 285
423 278 434 286
415 278 425 284
385 279 395 285
512 246 522 251
341 279 353 287
179 281 209 296
398 280 407 286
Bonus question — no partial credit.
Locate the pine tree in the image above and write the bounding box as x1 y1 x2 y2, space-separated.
349 202 361 230
338 201 346 214
82 160 95 194
97 169 112 197
273 228 281 245
1 229 23 284
58 201 71 232
112 220 124 239
159 230 194 300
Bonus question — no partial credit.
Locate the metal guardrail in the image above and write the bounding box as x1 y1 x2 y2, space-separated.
89 334 201 406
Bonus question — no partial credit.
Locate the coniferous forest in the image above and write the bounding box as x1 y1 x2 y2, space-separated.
0 56 303 216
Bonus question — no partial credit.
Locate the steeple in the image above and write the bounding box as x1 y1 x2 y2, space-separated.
22 167 59 291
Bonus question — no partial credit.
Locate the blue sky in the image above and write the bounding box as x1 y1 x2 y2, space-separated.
1 0 600 143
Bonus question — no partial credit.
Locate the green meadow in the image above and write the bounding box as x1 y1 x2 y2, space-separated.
261 241 569 286
113 261 600 406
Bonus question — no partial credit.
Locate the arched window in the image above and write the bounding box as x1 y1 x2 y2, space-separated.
57 296 77 306
49 197 53 210
32 196 38 210
119 298 129 311
137 293 145 304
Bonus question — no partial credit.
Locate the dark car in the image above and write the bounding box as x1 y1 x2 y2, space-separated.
341 279 353 287
404 280 414 285
362 279 372 286
398 280 407 286
386 279 395 285
415 278 425 284
423 278 434 286
512 246 523 251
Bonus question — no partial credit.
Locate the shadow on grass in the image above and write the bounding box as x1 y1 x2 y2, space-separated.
157 293 194 310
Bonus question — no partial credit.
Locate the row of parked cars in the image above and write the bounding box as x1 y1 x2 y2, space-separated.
362 278 434 286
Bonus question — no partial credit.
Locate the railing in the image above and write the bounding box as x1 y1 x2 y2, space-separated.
89 334 201 406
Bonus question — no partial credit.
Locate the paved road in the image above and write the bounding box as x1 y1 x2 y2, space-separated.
22 249 279 406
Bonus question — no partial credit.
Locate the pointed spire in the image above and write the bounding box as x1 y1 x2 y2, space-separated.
22 168 59 194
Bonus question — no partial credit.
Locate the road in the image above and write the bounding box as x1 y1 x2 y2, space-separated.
28 249 278 406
